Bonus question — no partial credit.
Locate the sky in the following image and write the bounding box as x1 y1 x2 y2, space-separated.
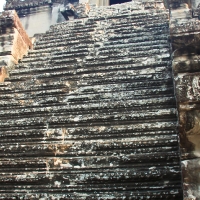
0 0 6 12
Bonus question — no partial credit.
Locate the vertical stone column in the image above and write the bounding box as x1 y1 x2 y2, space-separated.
170 1 200 199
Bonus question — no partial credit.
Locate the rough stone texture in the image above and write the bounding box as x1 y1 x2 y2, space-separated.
170 1 200 199
182 159 200 199
0 1 183 199
5 0 53 10
0 10 32 82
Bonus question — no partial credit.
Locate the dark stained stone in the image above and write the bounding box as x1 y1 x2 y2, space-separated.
0 0 183 199
170 1 200 199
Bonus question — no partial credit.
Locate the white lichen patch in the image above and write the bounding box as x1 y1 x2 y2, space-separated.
54 181 61 187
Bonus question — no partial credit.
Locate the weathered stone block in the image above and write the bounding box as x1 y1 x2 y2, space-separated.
175 73 200 103
179 110 200 159
182 158 200 199
0 1 183 199
171 3 200 199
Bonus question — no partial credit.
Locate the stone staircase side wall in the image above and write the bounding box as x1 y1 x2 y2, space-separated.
0 10 32 82
170 4 200 199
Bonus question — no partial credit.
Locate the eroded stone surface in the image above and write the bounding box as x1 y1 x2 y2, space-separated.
170 1 200 199
0 1 183 199
182 159 200 199
0 10 32 81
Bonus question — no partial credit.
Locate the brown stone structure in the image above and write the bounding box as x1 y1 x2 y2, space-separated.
2 0 200 199
170 2 200 199
0 10 32 82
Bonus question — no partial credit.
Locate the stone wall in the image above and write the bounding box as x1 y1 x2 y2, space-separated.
0 0 182 199
170 2 200 199
0 10 32 82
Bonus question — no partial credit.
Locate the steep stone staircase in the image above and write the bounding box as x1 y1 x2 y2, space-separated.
0 1 183 199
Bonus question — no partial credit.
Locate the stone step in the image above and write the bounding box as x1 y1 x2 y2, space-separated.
19 55 50 63
83 49 170 62
0 150 180 166
16 49 90 67
9 59 171 82
2 191 182 200
0 80 173 103
0 192 182 200
37 34 92 46
0 96 176 119
0 128 177 142
0 120 176 137
0 76 173 94
49 14 168 31
34 38 94 50
47 13 168 34
26 46 169 64
10 59 170 76
49 23 97 33
46 27 96 37
0 108 177 130
42 24 168 43
0 137 178 157
20 51 89 64
0 1 182 199
99 40 169 51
